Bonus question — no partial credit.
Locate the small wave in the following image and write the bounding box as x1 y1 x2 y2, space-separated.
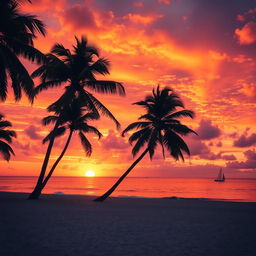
54 192 65 195
117 195 155 199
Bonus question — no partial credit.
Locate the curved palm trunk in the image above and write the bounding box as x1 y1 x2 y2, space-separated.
38 129 73 194
94 148 149 202
28 121 59 199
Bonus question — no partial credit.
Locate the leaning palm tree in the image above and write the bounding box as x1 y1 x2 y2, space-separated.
0 113 16 161
94 86 197 201
0 0 46 101
29 36 124 199
33 99 102 197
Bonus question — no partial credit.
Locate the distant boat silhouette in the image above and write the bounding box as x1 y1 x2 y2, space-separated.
214 168 225 182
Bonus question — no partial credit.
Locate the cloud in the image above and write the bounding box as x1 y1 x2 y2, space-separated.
123 13 163 25
101 130 129 150
196 119 221 140
63 4 97 30
221 154 237 161
158 0 171 5
240 82 256 98
235 22 256 45
216 141 222 147
24 125 43 140
133 2 144 8
226 149 256 169
233 132 256 147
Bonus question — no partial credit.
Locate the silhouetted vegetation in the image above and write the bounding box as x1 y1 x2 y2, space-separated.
95 86 197 201
0 0 45 102
0 1 198 201
29 36 124 199
36 98 102 195
0 114 16 161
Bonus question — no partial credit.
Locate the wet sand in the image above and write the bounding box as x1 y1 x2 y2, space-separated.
1 192 256 256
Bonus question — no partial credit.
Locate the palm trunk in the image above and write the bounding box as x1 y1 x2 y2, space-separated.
28 121 59 199
94 148 149 202
39 129 73 193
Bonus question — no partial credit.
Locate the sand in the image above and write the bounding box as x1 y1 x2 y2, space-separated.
1 192 256 256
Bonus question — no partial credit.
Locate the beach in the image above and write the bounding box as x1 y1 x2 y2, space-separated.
1 192 256 256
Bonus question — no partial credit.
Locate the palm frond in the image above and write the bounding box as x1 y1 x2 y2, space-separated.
128 127 151 144
163 130 190 161
85 125 102 139
0 130 16 143
0 140 14 161
43 126 66 144
51 43 71 58
34 80 64 95
89 58 110 75
0 44 34 102
42 115 58 126
15 14 46 37
0 120 12 128
79 132 92 156
131 128 151 157
167 124 197 136
86 92 120 129
148 129 159 159
165 110 195 120
122 122 151 136
85 80 125 96
0 60 8 101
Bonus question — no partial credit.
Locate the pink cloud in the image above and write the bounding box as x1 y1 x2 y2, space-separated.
158 0 171 5
233 132 256 147
235 22 256 45
24 125 43 140
63 4 97 30
186 137 210 156
133 2 144 8
101 130 129 150
123 13 163 25
226 149 256 169
196 119 221 140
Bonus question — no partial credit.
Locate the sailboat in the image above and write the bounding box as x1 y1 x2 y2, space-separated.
214 168 225 182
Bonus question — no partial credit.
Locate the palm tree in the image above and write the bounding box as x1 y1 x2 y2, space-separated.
29 36 124 199
0 0 46 101
94 86 197 201
0 113 16 161
33 99 102 197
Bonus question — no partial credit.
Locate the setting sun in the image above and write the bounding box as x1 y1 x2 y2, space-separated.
85 170 95 177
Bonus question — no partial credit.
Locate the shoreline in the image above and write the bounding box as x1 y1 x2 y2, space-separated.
1 190 256 203
1 191 256 256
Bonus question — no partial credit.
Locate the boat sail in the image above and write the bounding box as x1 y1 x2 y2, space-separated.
214 168 225 182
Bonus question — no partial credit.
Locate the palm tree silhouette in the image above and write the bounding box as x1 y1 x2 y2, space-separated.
35 99 102 196
94 86 197 201
0 0 46 101
29 36 124 199
0 113 16 161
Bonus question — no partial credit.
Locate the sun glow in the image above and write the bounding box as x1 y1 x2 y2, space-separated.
85 170 95 177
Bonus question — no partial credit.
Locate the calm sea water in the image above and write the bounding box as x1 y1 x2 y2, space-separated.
1 176 256 202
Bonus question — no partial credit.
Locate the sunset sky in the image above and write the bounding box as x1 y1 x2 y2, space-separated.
1 0 256 178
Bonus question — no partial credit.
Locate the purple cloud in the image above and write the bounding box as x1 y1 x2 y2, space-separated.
24 125 43 140
226 149 256 169
196 119 221 140
101 130 129 150
233 132 256 147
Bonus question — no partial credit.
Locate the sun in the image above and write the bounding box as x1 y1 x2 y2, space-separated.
85 170 95 177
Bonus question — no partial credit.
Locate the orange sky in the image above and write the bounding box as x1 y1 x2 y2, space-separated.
1 0 256 178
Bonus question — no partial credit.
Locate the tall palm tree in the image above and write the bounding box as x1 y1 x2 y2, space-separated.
33 99 102 197
29 36 124 199
0 0 46 101
0 113 16 161
94 86 197 201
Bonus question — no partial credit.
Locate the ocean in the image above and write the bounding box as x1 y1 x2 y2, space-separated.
1 176 256 202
